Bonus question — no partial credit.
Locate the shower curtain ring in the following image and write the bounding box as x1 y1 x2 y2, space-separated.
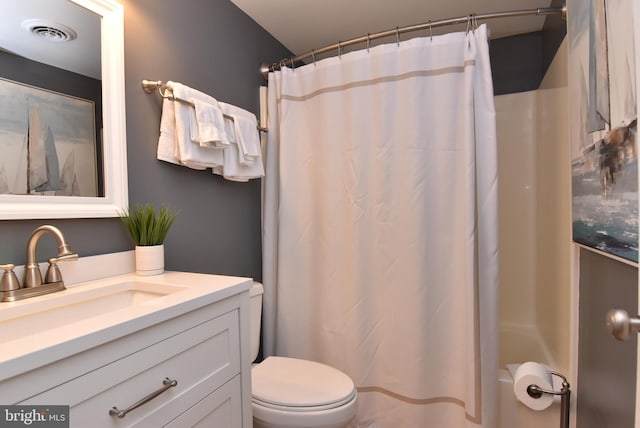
290 57 296 70
428 20 433 41
311 49 316 66
395 27 400 45
366 33 371 52
466 14 477 33
337 41 342 58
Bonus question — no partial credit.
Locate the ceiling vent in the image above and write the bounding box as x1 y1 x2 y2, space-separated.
21 19 77 43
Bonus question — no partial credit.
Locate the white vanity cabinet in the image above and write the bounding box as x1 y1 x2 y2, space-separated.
0 271 253 428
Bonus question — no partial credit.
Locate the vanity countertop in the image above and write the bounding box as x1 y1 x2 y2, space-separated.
0 270 252 382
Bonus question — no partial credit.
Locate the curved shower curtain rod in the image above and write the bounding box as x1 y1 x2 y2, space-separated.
260 4 566 77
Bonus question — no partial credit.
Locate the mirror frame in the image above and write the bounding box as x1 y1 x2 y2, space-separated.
0 0 127 220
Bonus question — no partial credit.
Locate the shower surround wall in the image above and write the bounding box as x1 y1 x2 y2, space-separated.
495 39 570 427
497 39 570 373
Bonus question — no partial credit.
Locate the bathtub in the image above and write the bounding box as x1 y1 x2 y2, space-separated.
498 325 561 428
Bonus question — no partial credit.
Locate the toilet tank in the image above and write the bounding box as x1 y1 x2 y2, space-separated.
249 281 264 362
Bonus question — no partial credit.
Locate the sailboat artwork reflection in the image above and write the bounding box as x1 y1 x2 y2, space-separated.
26 105 79 195
0 77 98 197
569 0 638 263
28 105 62 193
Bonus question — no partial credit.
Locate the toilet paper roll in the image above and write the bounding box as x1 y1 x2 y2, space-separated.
513 362 554 411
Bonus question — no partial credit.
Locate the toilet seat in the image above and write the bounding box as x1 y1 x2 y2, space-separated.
252 356 356 412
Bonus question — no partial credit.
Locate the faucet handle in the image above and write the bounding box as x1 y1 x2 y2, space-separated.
44 253 78 284
45 263 62 284
0 264 21 291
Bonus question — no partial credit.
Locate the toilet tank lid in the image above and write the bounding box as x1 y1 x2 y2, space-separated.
250 281 264 297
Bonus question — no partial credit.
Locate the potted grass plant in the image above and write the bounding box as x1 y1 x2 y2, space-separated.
119 203 179 276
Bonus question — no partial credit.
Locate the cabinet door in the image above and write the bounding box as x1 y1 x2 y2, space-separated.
164 376 242 428
22 310 240 427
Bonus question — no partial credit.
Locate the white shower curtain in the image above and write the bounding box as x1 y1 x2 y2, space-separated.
263 24 499 428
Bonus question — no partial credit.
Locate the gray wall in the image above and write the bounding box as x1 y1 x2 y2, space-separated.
122 0 289 280
577 249 638 427
0 0 290 280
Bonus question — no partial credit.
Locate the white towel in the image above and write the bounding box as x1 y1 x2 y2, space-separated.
170 82 224 169
155 81 263 181
221 103 262 166
192 99 229 148
156 97 182 166
217 137 265 182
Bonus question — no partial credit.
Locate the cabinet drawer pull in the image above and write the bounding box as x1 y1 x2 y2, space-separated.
109 377 178 418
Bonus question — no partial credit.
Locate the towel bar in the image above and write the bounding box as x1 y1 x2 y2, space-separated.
141 80 268 133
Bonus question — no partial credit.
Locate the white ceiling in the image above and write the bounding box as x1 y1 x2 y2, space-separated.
1 1 556 80
0 0 101 79
230 0 556 57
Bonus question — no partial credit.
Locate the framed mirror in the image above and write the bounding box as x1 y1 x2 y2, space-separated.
0 0 127 219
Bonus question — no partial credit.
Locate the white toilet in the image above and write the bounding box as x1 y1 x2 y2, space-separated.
249 282 358 428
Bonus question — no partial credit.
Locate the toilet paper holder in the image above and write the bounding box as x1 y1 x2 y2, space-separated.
526 370 571 428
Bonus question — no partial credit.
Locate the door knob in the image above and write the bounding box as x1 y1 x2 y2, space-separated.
606 309 640 341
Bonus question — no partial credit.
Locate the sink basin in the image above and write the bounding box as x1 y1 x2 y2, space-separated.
0 281 185 343
0 266 252 381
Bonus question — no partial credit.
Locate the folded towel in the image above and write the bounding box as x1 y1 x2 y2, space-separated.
170 82 224 169
221 103 262 166
217 137 265 182
192 99 229 148
156 94 208 170
155 81 263 181
156 97 181 165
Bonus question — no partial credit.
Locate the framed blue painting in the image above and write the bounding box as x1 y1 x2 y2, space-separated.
569 0 638 263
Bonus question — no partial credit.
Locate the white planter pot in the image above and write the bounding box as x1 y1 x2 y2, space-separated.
135 244 164 276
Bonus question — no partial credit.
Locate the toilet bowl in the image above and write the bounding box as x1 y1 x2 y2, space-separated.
250 283 357 428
